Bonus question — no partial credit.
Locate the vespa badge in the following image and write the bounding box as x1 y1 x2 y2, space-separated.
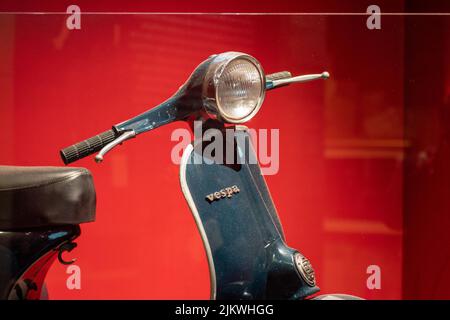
205 185 240 203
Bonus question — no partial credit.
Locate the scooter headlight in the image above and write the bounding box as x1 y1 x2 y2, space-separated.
203 52 266 124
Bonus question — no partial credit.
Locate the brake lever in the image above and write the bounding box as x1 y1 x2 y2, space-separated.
266 71 330 90
94 130 137 163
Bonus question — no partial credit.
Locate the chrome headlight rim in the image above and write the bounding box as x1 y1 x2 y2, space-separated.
203 52 266 124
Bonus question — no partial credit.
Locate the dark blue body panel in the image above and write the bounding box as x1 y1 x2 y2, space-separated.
0 225 80 299
181 128 319 299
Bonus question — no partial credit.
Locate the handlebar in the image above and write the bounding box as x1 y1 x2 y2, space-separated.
60 129 118 164
266 71 329 90
59 69 329 165
266 71 292 81
266 71 292 89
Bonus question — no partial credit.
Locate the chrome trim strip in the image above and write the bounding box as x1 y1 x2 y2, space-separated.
179 144 217 300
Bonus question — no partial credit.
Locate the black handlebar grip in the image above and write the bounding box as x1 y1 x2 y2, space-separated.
60 129 118 165
266 71 292 82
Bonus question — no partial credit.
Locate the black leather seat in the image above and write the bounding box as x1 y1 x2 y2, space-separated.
0 166 96 230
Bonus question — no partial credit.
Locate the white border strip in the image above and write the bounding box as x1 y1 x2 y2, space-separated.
179 144 217 300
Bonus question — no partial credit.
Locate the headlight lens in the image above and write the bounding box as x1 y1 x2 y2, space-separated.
216 58 264 121
203 52 266 123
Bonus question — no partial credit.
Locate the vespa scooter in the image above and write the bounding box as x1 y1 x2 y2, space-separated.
0 52 360 300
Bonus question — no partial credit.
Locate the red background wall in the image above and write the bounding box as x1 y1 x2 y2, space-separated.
0 0 448 299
